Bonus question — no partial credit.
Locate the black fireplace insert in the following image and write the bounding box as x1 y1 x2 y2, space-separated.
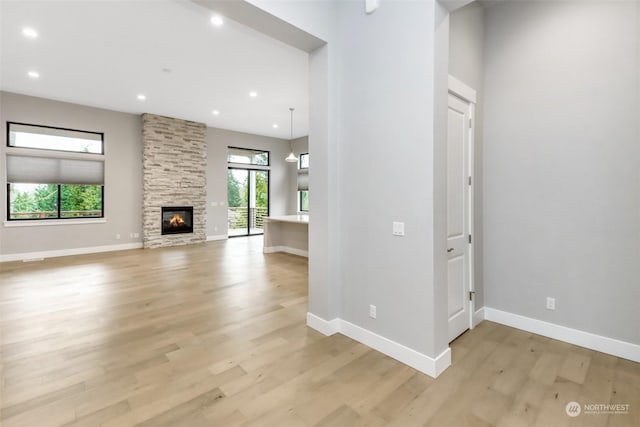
161 206 193 235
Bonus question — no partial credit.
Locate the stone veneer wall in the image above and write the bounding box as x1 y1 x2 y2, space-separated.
142 114 207 248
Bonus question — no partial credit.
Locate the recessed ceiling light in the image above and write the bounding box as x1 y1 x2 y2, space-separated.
272 124 279 128
27 70 40 79
210 15 224 26
22 27 38 39
137 94 146 101
249 91 258 98
212 110 220 115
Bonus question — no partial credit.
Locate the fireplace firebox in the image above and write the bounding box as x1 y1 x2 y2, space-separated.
161 206 193 235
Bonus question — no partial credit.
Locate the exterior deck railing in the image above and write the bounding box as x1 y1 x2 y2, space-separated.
9 210 102 219
228 206 268 230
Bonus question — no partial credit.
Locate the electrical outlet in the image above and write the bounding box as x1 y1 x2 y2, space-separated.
133 233 139 238
546 297 556 310
369 304 377 319
115 234 121 240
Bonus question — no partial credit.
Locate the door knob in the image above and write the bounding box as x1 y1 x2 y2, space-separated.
447 248 454 253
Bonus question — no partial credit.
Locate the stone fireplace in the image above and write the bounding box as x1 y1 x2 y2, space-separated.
142 114 206 248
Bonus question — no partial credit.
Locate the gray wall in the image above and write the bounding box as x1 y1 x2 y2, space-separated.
449 2 485 308
205 127 291 238
0 91 143 256
483 0 640 344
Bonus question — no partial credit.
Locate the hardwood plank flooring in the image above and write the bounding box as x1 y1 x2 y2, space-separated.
1 238 638 426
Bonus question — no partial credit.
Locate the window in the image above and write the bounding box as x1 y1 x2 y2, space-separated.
299 190 309 212
6 123 105 221
227 147 269 166
298 153 309 212
299 153 309 169
8 122 103 153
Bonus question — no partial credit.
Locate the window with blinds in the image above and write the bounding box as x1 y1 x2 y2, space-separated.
298 153 309 212
6 123 105 221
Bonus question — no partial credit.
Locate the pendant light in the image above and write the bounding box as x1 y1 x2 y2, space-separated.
285 107 298 163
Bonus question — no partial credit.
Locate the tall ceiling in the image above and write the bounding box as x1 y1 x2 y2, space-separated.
0 0 309 139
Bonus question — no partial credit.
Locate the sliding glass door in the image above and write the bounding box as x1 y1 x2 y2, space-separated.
227 168 269 237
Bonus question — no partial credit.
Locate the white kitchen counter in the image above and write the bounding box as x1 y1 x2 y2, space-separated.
263 215 309 257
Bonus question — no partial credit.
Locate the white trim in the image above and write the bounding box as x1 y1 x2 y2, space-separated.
448 75 477 104
263 246 308 258
340 320 451 378
484 307 640 363
0 242 142 263
206 234 228 241
226 162 270 171
4 218 107 227
440 0 476 13
306 313 452 378
473 307 485 327
448 78 477 336
306 312 340 336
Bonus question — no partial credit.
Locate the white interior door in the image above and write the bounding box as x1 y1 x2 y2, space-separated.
447 91 473 342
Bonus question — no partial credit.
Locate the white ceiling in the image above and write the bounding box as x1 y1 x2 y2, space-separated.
0 0 309 139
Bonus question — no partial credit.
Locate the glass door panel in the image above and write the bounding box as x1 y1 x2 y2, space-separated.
228 168 269 237
227 169 248 237
251 170 269 235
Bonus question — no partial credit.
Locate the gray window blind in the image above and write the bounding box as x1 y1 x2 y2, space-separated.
6 154 104 185
297 169 309 191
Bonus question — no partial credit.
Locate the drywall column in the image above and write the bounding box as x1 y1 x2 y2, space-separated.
308 42 342 321
335 0 445 361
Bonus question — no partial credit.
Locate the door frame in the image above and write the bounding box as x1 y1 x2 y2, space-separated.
227 167 270 237
448 75 477 333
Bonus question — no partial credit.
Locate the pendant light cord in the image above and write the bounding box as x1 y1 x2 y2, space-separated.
290 107 294 150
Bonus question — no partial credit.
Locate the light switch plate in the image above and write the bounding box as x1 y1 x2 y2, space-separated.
392 221 405 236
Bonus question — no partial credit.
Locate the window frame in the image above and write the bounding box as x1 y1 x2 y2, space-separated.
299 190 309 213
299 153 309 169
7 122 104 155
298 152 309 212
227 146 270 167
6 122 105 222
7 183 105 222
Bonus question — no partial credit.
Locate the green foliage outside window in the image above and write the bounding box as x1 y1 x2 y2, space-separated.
9 183 102 219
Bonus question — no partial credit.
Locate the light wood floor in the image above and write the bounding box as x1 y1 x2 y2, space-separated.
1 238 638 427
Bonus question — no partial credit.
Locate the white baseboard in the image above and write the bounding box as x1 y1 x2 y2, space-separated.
306 312 451 378
264 246 308 258
473 307 485 327
484 307 640 363
206 234 228 242
306 312 340 336
0 242 143 263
